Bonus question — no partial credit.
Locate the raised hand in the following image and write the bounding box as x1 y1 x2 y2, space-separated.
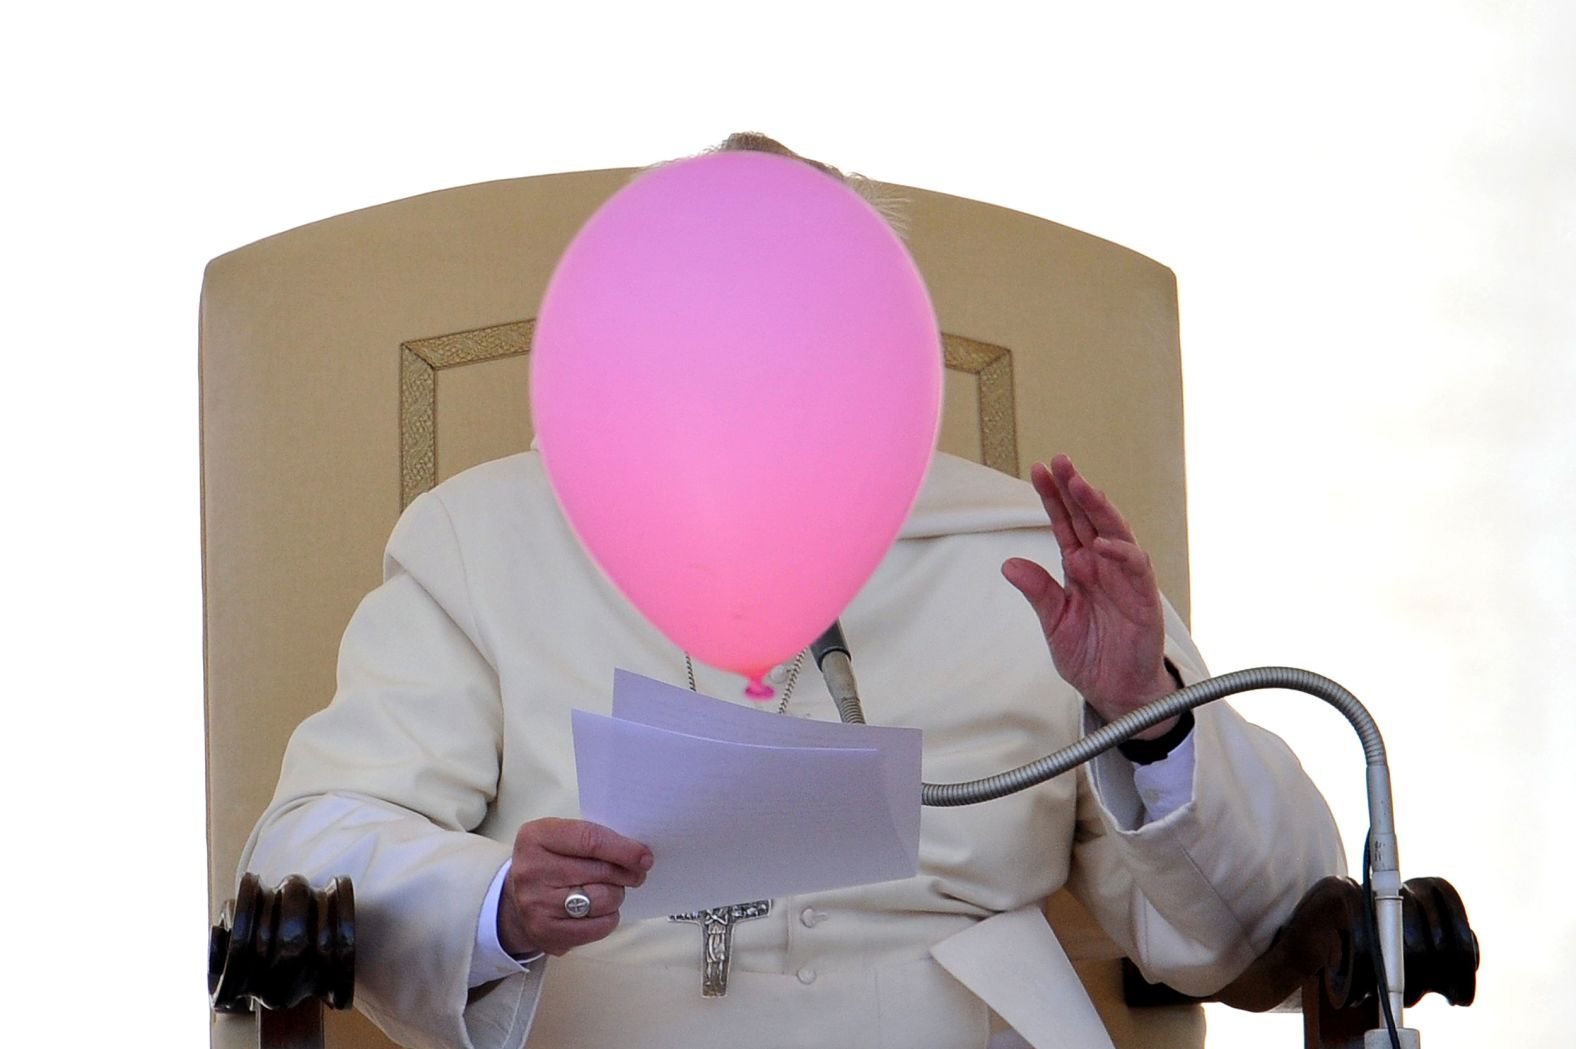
498 817 654 957
1000 455 1179 738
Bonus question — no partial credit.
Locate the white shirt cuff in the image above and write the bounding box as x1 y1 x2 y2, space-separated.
1129 730 1196 824
468 860 543 988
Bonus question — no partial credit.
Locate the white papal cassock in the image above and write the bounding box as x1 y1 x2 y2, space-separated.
242 451 1345 1049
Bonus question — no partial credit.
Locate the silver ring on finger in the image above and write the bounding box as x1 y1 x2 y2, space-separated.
563 888 593 919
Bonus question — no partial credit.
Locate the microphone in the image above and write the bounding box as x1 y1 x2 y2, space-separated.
807 636 1431 1042
806 617 1445 1043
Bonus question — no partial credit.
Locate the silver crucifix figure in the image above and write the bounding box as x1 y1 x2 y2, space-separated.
668 900 772 997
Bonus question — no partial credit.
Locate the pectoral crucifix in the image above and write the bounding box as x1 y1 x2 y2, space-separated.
668 899 772 997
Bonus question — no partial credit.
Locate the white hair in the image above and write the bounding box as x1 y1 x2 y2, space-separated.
659 131 912 238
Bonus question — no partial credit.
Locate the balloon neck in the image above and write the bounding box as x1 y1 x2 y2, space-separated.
743 677 776 701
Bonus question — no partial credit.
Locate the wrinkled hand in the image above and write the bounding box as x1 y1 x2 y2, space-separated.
1001 455 1178 738
498 818 653 957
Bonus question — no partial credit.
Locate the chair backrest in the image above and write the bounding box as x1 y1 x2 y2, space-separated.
201 168 1196 1048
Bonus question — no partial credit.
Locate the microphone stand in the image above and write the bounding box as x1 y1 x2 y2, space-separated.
811 623 1420 1048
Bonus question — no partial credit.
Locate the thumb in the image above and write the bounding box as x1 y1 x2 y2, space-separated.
1002 557 1067 639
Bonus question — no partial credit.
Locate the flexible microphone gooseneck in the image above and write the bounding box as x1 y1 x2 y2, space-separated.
809 621 863 724
810 619 1411 1046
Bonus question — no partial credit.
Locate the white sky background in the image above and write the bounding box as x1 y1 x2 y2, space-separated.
4 2 1571 1046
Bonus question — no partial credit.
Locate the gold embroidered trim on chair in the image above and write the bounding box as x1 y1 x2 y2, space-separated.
400 320 536 508
398 321 1018 508
942 333 1018 477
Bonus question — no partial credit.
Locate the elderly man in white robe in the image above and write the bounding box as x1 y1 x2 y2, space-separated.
242 138 1345 1049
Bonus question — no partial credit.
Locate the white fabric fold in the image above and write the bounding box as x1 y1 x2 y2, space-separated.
931 905 1115 1049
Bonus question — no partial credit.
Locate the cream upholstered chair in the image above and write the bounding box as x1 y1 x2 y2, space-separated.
202 168 1202 1048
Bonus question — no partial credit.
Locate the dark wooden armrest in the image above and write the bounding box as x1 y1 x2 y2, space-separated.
209 873 356 1048
1125 875 1477 1046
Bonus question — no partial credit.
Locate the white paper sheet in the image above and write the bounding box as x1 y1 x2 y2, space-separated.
572 669 922 919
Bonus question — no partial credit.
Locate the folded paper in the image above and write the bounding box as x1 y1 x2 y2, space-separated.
572 670 922 919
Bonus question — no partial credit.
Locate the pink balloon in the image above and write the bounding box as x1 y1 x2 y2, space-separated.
532 151 941 695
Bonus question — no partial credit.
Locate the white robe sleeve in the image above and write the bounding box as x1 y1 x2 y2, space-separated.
237 490 545 1049
1067 600 1347 996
